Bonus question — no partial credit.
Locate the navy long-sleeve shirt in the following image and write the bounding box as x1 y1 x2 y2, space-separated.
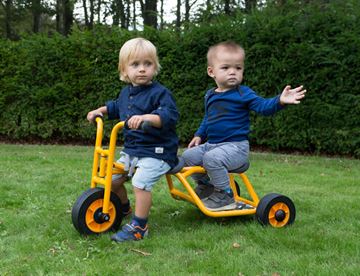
195 85 284 143
106 82 179 168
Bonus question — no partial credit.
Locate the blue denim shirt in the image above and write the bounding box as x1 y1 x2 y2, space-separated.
106 82 179 168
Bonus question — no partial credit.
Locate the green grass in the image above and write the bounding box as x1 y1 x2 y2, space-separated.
1 143 359 275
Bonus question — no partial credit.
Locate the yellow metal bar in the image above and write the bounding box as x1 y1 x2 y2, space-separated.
102 121 125 214
95 148 109 156
181 166 206 178
229 174 256 205
239 173 260 205
229 174 239 197
92 176 107 185
166 174 196 203
113 162 126 172
90 118 104 188
99 154 107 177
167 172 256 217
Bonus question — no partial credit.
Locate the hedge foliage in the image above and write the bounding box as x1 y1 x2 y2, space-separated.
1 0 359 157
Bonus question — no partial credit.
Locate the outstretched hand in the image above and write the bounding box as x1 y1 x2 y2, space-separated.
280 85 307 105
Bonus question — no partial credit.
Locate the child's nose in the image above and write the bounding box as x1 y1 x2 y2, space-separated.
229 68 236 74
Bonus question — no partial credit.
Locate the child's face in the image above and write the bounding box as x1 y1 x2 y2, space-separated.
207 48 244 92
124 53 156 86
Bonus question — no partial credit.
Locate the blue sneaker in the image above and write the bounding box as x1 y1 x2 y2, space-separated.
111 222 148 242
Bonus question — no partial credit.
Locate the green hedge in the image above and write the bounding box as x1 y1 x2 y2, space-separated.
1 0 359 157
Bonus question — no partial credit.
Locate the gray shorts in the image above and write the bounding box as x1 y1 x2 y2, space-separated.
181 141 249 190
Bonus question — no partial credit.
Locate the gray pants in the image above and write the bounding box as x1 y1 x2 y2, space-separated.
181 141 249 190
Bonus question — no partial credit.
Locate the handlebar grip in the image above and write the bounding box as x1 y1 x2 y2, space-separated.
93 114 104 126
124 120 152 132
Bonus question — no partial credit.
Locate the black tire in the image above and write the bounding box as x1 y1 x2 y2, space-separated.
256 193 296 227
72 188 123 235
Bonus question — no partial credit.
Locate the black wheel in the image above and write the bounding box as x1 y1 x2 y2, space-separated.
72 188 123 235
256 193 296 227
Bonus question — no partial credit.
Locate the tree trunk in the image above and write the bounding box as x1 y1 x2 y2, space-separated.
185 0 197 23
63 0 73 36
83 0 89 27
245 0 257 12
159 0 164 29
125 0 130 29
119 0 126 28
56 0 61 33
112 0 125 27
4 0 13 39
143 0 157 28
97 0 101 23
132 0 136 30
224 0 230 15
185 0 190 23
89 0 94 28
32 0 41 33
176 0 181 29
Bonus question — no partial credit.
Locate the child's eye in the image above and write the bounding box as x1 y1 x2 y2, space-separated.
221 66 228 70
131 62 139 67
237 67 242 70
144 61 153 66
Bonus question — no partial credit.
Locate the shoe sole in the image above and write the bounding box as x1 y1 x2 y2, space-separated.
205 202 237 212
206 201 255 212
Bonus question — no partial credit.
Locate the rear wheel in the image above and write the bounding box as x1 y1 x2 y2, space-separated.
72 188 123 235
256 193 296 227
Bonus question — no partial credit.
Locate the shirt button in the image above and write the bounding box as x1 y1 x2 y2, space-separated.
128 105 131 109
129 96 133 100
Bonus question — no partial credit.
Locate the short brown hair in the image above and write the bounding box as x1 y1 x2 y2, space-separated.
207 41 245 66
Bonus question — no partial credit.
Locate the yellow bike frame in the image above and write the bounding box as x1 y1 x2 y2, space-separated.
90 117 260 217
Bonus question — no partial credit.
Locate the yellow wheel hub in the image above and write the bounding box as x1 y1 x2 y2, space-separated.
268 202 290 227
85 199 116 233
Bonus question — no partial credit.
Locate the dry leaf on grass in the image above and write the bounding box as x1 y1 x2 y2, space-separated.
129 248 152 256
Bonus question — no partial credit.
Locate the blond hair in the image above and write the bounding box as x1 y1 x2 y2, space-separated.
207 41 245 66
118 37 160 83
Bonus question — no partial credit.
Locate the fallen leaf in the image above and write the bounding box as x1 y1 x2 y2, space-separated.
233 242 240 248
129 248 151 256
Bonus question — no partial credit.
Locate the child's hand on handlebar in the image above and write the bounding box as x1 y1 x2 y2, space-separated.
87 110 103 122
87 106 107 123
188 136 202 148
126 115 146 129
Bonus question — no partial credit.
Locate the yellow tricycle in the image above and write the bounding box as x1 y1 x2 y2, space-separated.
72 117 296 235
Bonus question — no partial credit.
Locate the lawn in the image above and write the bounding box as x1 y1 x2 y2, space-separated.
0 143 359 275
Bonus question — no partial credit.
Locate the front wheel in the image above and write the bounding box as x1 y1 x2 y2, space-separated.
256 193 296 227
72 188 123 235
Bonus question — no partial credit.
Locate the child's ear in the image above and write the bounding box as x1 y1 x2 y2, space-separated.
207 66 215 78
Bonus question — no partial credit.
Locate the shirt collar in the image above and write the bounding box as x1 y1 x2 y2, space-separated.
129 82 156 95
